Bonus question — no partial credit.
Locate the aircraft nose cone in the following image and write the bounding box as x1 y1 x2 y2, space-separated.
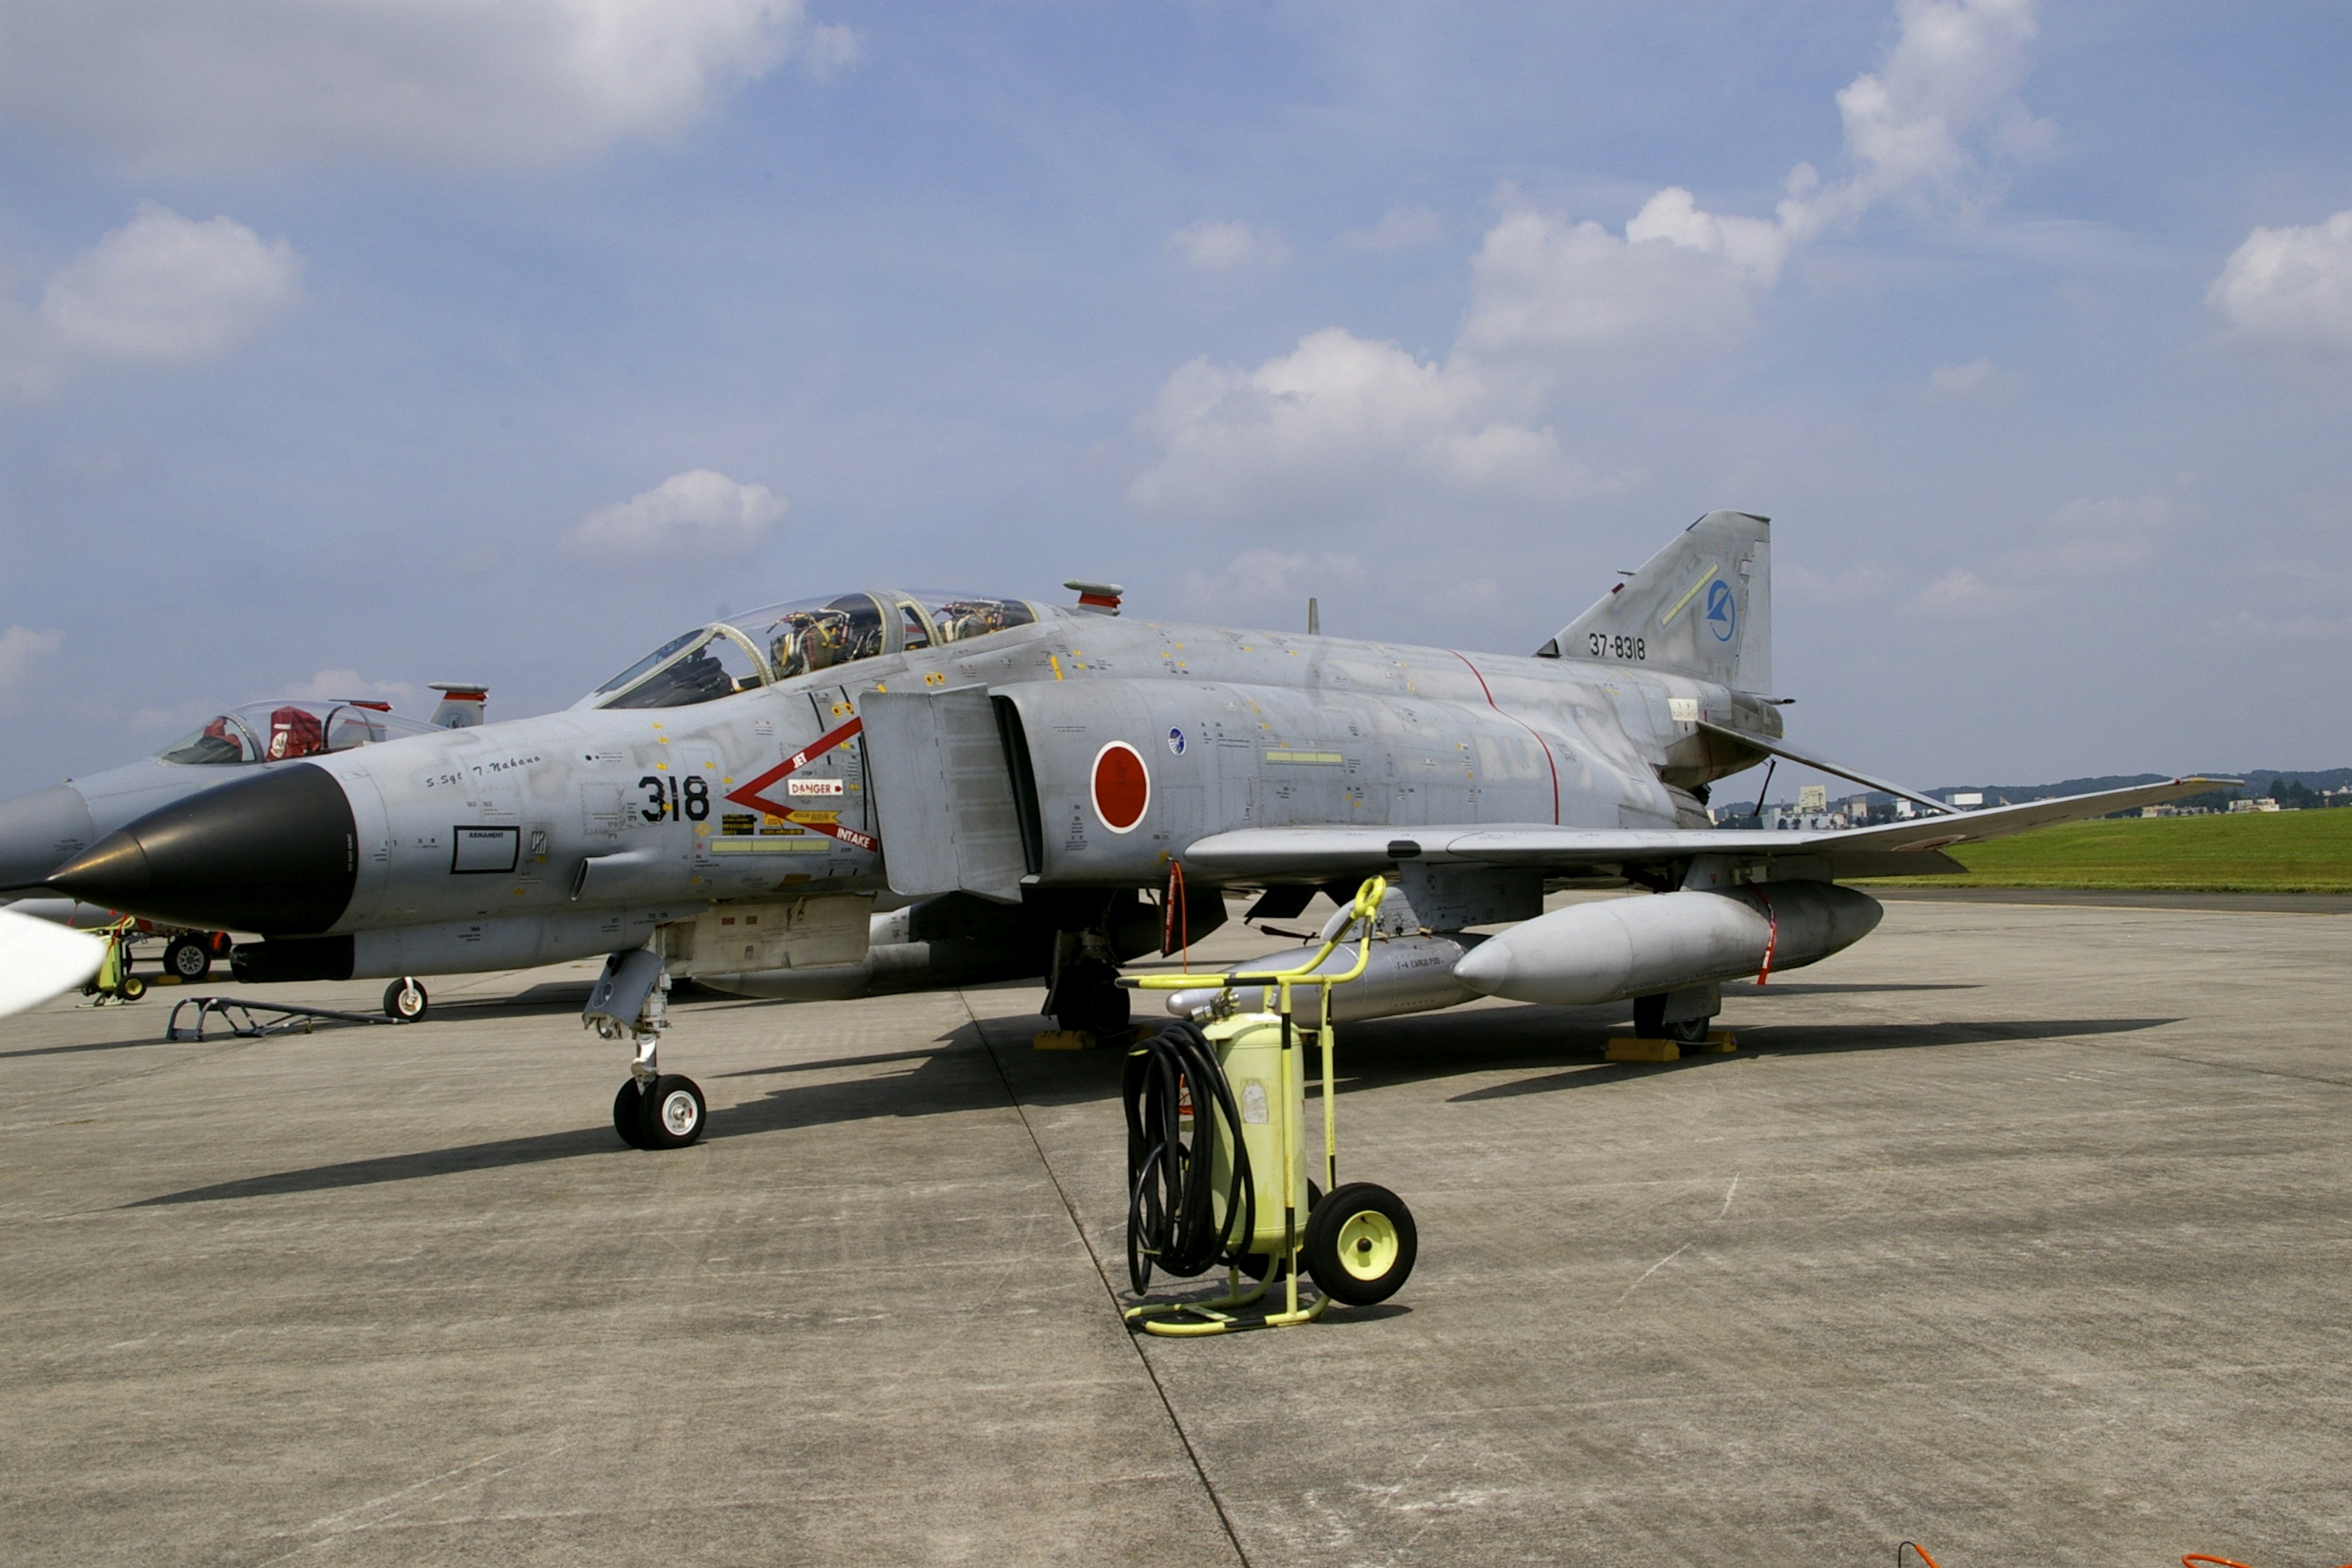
47 763 358 934
0 784 97 892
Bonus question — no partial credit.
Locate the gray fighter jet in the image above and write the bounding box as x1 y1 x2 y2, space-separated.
1 687 486 979
48 516 2221 1147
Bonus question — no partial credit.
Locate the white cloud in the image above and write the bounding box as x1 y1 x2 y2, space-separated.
0 0 854 175
1915 568 2041 617
1916 488 2172 617
1460 1 2046 360
1 204 301 402
283 669 415 703
568 469 787 554
1928 356 1997 395
1782 565 1899 606
1174 549 1368 624
1135 0 2052 519
1166 220 1292 271
2207 212 2352 352
0 627 63 696
1460 202 1766 354
799 22 862 80
1790 0 2048 235
1130 328 1582 517
1343 206 1443 252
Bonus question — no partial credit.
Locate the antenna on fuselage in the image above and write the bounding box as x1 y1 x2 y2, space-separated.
1307 597 1319 636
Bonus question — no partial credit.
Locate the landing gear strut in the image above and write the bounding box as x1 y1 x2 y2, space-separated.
587 948 705 1150
1045 932 1131 1039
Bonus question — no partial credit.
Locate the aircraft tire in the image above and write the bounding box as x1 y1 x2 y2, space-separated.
164 936 211 982
1668 1016 1711 1045
640 1074 707 1150
613 1080 650 1148
1054 973 1130 1038
1303 1182 1416 1307
383 978 429 1022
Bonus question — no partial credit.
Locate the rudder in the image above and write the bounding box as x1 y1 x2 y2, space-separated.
1538 511 1771 693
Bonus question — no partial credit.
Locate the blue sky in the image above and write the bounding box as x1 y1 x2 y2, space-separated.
1 1 2348 798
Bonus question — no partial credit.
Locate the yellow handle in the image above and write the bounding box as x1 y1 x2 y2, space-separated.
1126 875 1387 992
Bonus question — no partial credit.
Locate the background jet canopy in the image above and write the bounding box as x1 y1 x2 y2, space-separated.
584 591 1038 710
157 700 438 766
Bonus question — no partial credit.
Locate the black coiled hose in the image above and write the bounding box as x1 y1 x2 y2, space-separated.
1122 1020 1254 1294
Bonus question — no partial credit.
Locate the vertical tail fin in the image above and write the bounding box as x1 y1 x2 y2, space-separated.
427 683 488 729
1537 511 1771 693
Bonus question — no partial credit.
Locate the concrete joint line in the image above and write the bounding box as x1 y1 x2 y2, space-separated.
957 989 1252 1568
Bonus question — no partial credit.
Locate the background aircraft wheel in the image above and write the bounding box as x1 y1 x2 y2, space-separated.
164 936 211 982
383 978 429 1021
613 1080 650 1148
639 1074 706 1150
1303 1182 1417 1306
1052 962 1130 1037
1668 1016 1711 1045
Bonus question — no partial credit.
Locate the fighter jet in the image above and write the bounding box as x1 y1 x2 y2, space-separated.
47 515 2222 1149
1 686 486 979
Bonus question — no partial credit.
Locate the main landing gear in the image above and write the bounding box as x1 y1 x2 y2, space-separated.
586 948 706 1151
1045 932 1132 1040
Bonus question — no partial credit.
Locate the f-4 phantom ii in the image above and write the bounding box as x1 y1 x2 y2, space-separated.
49 513 2222 1148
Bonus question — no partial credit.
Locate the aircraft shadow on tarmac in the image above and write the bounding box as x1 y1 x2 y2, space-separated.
127 999 2179 1209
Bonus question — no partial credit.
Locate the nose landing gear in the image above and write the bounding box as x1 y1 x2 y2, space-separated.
587 948 706 1151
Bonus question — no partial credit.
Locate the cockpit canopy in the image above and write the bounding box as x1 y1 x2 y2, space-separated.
158 700 440 766
581 591 1039 711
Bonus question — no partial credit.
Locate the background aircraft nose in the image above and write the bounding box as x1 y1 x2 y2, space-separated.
47 764 358 934
0 784 97 892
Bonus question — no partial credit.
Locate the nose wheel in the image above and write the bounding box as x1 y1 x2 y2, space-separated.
613 1074 705 1150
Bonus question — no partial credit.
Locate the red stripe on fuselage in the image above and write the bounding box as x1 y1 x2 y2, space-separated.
1448 650 1561 825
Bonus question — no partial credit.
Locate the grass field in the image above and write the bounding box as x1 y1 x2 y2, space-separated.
1861 807 2352 893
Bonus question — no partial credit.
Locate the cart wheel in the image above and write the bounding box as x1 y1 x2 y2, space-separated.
1303 1182 1416 1306
383 978 429 1021
119 974 148 1001
164 936 212 981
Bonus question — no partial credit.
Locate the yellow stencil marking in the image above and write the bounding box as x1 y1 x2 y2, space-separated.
1660 562 1719 627
1050 653 1065 680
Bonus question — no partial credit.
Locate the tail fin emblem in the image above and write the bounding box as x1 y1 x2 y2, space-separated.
1705 579 1737 642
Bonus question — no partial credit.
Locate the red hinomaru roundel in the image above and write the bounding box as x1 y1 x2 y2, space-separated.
1091 741 1150 834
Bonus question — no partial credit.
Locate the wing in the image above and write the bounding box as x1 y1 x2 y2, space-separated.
1181 777 2234 883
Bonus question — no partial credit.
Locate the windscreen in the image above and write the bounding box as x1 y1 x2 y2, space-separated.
581 589 1041 709
600 627 767 710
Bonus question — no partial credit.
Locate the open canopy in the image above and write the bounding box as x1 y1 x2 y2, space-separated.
580 591 1039 710
158 700 440 766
